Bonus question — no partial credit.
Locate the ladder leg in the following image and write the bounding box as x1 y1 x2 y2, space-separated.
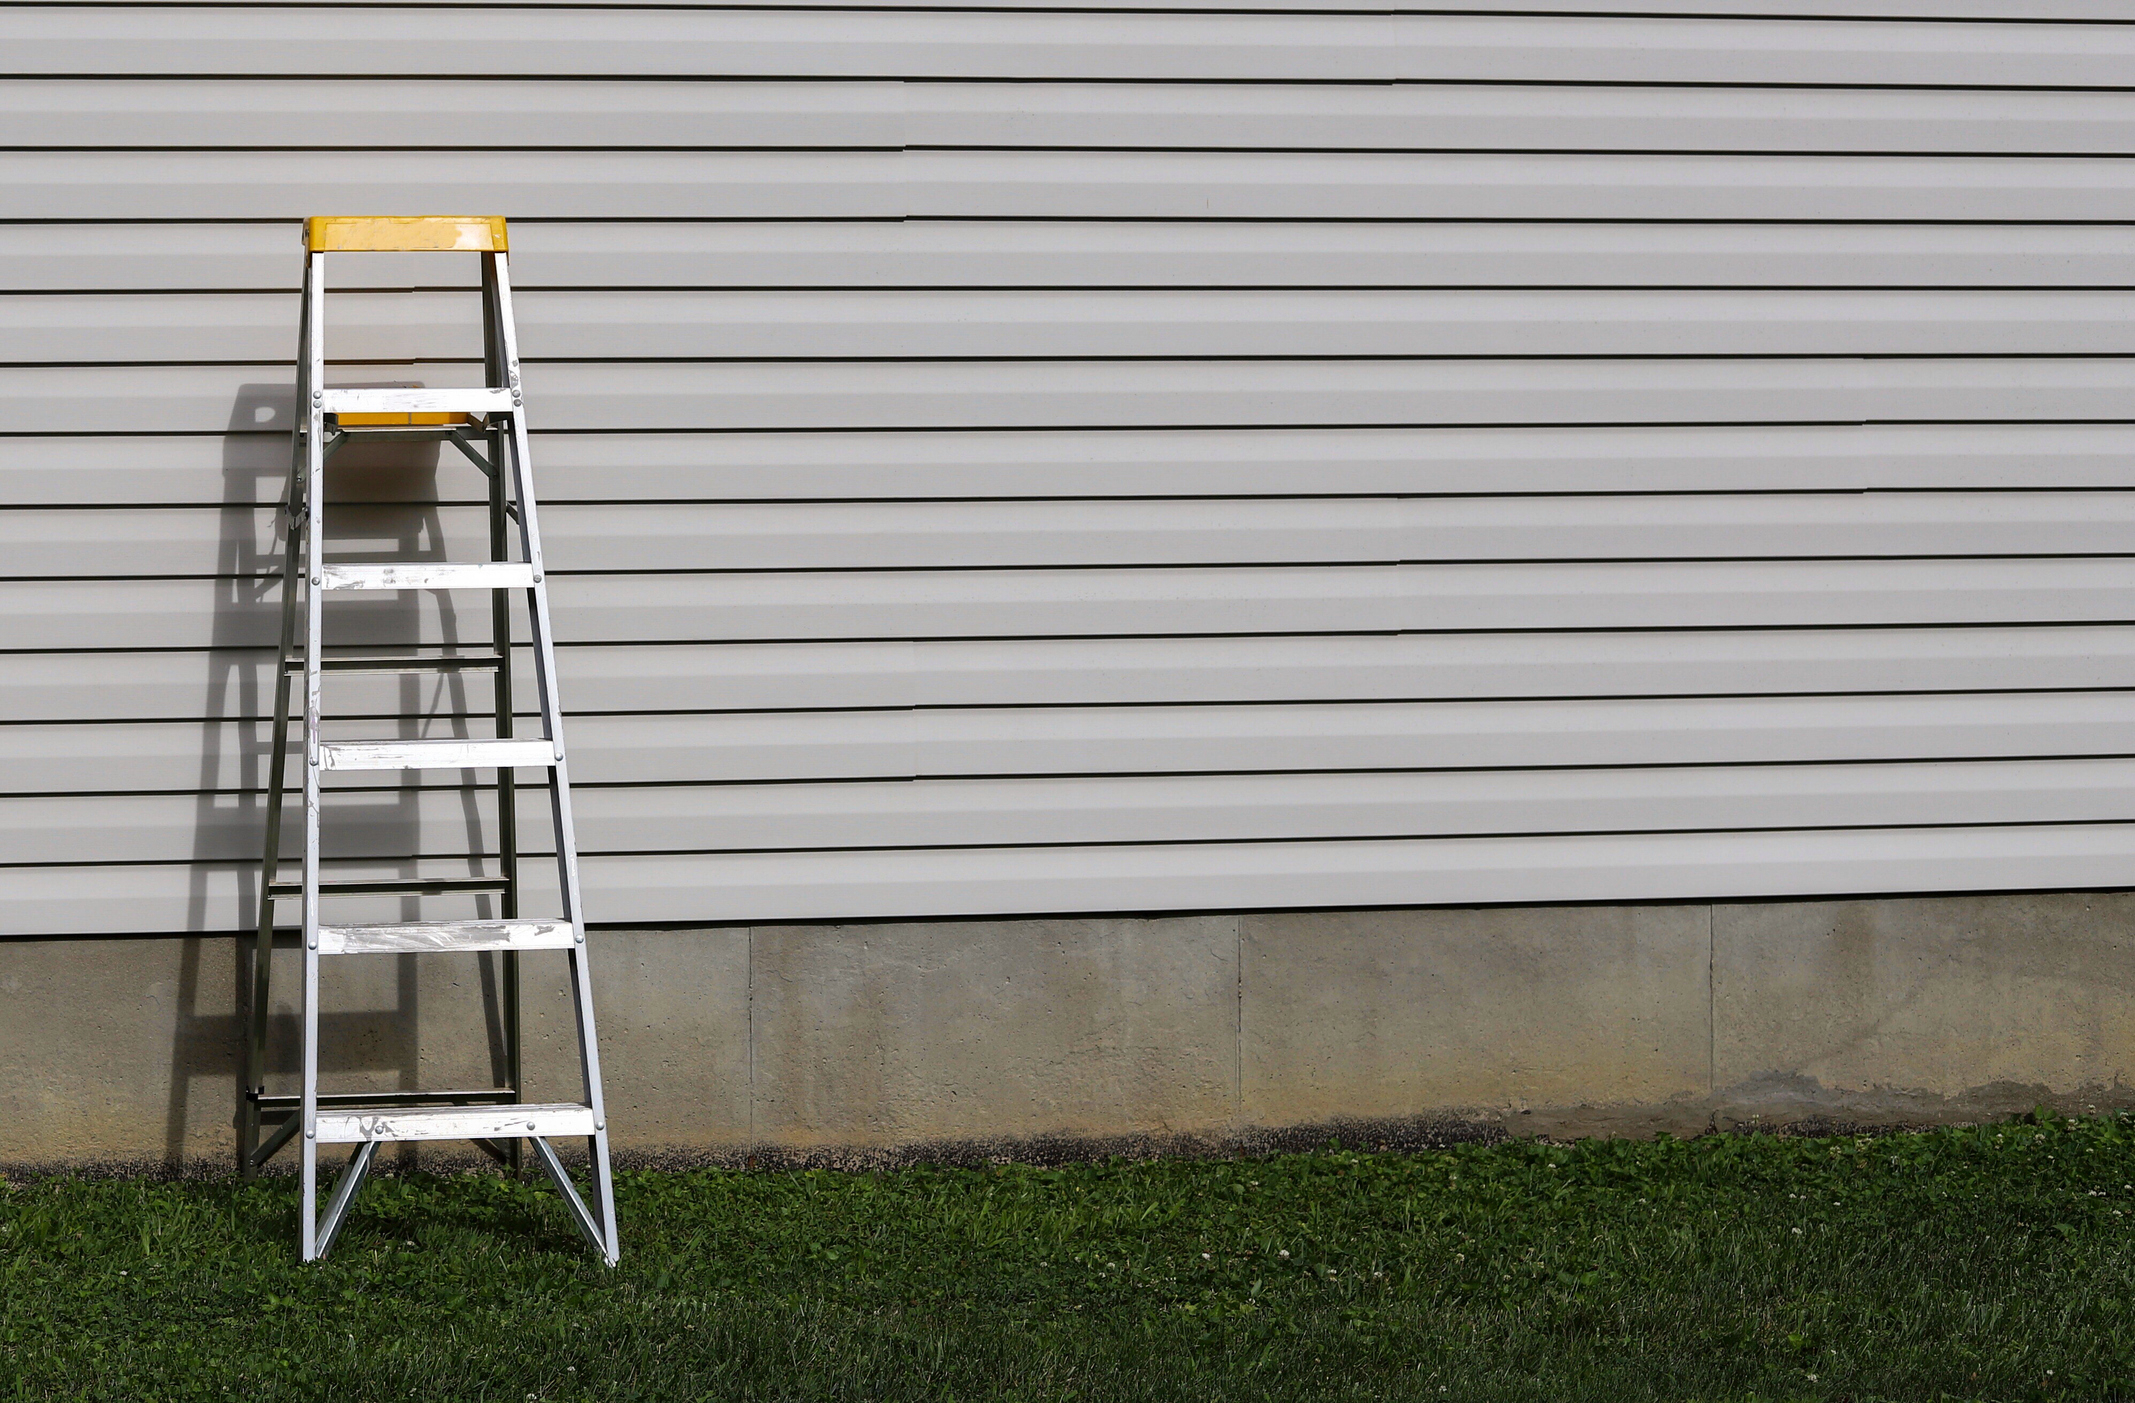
482 252 525 1178
501 947 523 1177
299 250 328 1262
571 942 621 1264
244 349 310 1179
493 250 619 1265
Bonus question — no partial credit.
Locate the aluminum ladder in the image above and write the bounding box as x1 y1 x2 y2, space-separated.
239 216 618 1266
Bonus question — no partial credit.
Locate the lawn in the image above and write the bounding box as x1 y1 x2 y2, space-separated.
4 1113 2133 1401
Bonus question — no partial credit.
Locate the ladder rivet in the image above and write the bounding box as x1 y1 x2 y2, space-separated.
304 1127 315 1139
595 1122 605 1132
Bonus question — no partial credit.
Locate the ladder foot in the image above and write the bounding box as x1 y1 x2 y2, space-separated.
314 1141 381 1260
529 1134 617 1264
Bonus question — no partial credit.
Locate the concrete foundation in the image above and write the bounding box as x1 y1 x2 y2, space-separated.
6 894 2135 1171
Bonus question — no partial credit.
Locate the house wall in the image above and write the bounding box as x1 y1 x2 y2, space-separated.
6 2 2135 1163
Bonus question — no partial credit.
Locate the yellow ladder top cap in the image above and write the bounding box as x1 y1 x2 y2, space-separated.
305 216 507 252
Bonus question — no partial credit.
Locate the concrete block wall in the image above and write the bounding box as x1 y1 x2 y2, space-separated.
6 894 2135 1171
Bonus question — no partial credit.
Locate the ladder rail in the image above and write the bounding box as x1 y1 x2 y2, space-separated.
492 248 620 1265
482 252 525 1160
299 248 329 1263
241 303 311 1180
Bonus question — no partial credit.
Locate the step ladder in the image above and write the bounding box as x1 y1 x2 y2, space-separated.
238 216 619 1266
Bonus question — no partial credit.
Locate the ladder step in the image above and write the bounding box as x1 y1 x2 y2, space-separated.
317 919 575 955
320 387 513 418
251 1088 518 1111
315 1102 596 1145
267 876 510 898
321 563 535 592
318 738 557 771
285 653 507 673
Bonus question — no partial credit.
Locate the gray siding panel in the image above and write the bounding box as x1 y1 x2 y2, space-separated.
21 79 2135 154
14 759 2135 868
66 1 2135 15
17 151 2135 222
12 425 2135 507
12 224 2135 294
17 825 2135 938
6 4 2134 936
9 494 2135 578
14 358 2135 434
9 10 2135 86
25 289 2135 364
11 559 2135 652
12 690 2135 795
10 628 2135 725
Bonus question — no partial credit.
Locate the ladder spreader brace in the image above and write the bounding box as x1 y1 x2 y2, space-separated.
238 216 619 1265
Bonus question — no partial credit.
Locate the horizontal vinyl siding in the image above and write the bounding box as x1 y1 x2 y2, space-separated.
12 628 2135 724
10 425 2135 505
20 828 2135 938
6 5 2135 936
30 289 2135 363
57 2 2135 15
16 360 2135 434
16 560 2135 654
24 151 2135 221
20 758 2135 867
18 690 2135 792
13 224 2135 293
13 11 2135 85
27 80 2135 153
16 494 2135 576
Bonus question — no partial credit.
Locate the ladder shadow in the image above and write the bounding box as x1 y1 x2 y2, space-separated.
172 382 514 1173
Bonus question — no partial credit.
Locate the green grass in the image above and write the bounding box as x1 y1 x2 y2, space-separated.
5 1114 2135 1401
